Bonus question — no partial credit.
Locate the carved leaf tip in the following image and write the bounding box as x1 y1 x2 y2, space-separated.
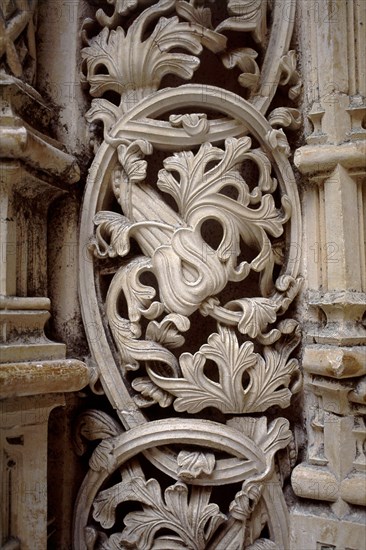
177 450 215 480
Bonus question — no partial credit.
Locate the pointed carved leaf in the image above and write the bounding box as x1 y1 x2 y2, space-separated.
85 98 121 130
117 481 225 549
146 313 190 348
176 1 213 27
266 129 291 156
95 0 140 27
93 475 163 530
82 5 225 110
216 0 267 43
82 27 126 97
268 107 301 130
244 321 302 411
84 526 98 550
229 481 263 520
117 139 153 185
92 211 134 258
175 2 227 52
177 450 215 480
279 50 302 100
149 14 225 62
169 113 209 137
222 48 260 90
157 137 252 218
150 321 301 414
74 410 122 456
132 377 173 408
148 326 258 413
224 298 279 338
89 439 117 473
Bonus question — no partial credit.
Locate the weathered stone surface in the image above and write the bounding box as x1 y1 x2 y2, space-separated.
1 0 365 548
0 3 88 548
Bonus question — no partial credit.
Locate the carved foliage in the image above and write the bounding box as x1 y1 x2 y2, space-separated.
0 0 37 83
75 417 293 549
94 468 226 549
148 320 301 414
82 0 226 120
77 1 303 548
90 132 300 413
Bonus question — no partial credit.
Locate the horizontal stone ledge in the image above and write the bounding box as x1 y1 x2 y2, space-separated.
0 359 89 398
0 296 51 310
0 342 66 364
303 345 366 378
307 289 366 307
341 476 366 506
294 141 366 174
0 125 80 184
291 464 339 502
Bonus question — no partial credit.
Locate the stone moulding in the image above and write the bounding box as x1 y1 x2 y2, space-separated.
289 0 366 545
1 3 88 545
0 75 80 183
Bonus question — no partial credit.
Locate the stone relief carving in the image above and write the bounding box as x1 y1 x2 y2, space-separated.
0 0 38 84
75 1 302 548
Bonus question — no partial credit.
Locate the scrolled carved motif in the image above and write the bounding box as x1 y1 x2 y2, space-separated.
75 1 302 548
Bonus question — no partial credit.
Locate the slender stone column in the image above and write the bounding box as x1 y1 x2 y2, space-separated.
291 1 366 547
0 3 88 547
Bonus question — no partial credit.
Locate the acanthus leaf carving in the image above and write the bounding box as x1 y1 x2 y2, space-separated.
148 325 258 414
82 0 226 119
279 50 302 101
116 139 153 185
221 48 261 91
145 313 190 349
229 480 263 521
76 2 303 548
148 322 301 414
74 410 123 456
85 98 121 131
265 128 291 156
222 297 280 339
92 211 135 258
95 0 141 28
175 1 214 29
132 376 174 408
169 113 209 137
216 0 267 44
243 319 302 412
177 450 216 481
93 466 226 549
268 107 302 130
89 438 118 473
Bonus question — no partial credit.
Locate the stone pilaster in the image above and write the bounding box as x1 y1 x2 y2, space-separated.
0 3 88 548
290 1 366 547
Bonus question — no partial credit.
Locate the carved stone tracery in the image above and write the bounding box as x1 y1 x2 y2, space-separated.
75 1 302 548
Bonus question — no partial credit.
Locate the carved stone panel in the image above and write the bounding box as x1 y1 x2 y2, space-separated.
75 1 303 548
